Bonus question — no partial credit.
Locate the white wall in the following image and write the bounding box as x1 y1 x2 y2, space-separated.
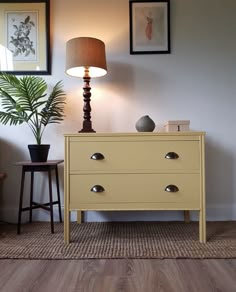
1 0 236 223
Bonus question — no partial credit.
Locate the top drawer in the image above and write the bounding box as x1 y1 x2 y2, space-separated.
69 140 200 173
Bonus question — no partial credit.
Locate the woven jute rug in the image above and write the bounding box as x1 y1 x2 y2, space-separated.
0 221 236 259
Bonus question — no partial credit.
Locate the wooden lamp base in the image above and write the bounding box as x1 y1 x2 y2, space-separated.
79 74 96 133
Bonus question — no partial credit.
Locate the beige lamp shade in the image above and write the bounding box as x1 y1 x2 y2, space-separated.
65 37 107 78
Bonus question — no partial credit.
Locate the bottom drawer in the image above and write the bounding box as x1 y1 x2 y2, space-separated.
69 174 200 208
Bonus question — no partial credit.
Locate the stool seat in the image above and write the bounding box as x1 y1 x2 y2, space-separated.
14 160 64 234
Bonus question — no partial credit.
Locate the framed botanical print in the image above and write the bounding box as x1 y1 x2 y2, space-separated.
129 0 170 54
0 0 51 75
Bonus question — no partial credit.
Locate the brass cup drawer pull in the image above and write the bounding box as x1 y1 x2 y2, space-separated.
165 152 179 159
90 185 105 193
165 185 179 193
90 153 105 160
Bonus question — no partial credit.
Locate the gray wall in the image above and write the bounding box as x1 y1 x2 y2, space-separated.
0 0 236 222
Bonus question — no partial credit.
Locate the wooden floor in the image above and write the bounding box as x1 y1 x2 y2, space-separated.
0 259 236 292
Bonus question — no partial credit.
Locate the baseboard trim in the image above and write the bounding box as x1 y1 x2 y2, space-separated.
1 205 236 224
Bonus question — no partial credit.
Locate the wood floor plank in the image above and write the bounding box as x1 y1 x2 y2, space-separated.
0 259 236 292
1 260 48 292
201 260 236 292
170 259 217 292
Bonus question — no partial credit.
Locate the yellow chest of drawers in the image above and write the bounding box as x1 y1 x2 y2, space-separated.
64 132 206 243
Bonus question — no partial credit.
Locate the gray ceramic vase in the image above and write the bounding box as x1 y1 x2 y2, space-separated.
135 115 155 132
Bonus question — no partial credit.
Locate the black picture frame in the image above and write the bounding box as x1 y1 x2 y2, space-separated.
129 0 170 54
0 0 51 75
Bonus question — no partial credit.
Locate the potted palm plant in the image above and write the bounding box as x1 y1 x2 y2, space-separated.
0 72 66 162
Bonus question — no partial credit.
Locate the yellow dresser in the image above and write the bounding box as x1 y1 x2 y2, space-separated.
64 132 206 243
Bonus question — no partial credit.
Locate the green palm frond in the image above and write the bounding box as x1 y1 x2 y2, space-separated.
0 88 18 110
0 73 21 96
0 111 26 125
18 76 47 112
40 81 66 126
0 73 66 145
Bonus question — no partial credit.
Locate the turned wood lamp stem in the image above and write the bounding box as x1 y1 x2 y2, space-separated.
79 68 95 133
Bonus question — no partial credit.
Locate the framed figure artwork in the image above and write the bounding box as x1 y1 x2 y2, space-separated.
0 0 51 75
129 0 170 54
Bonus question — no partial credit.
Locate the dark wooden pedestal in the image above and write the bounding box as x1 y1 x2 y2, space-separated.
14 160 64 234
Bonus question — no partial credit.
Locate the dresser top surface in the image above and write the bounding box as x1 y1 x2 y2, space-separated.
64 131 205 137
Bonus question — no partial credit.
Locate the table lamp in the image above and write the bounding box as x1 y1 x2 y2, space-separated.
65 37 107 132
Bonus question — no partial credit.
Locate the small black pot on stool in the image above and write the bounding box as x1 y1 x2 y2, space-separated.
28 144 50 162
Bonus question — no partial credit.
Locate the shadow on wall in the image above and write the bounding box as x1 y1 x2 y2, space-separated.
0 138 26 217
104 61 135 90
104 60 165 96
0 172 6 215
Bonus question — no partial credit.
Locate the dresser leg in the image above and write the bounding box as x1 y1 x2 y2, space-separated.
64 210 70 244
77 211 82 224
199 210 206 243
184 211 190 223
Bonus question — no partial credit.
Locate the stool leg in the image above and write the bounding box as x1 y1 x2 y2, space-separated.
48 169 54 233
17 168 25 234
55 166 62 223
29 171 34 223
